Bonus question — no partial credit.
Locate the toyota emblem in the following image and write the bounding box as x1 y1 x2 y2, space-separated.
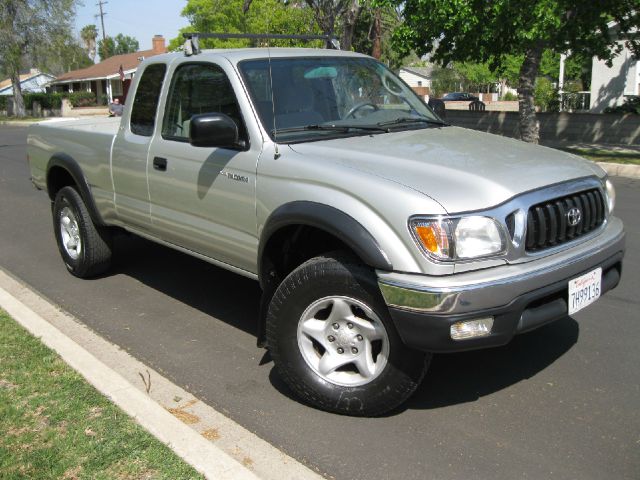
567 207 581 226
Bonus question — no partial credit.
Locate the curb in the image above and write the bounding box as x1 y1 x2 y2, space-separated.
0 270 325 480
0 283 259 480
596 162 640 180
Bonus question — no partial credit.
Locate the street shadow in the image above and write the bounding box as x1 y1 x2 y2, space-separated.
405 316 579 410
110 233 261 337
108 232 579 414
268 316 579 414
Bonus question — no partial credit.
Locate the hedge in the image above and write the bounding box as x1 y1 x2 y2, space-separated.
68 91 97 107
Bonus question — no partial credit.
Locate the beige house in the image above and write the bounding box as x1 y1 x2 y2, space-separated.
48 35 167 103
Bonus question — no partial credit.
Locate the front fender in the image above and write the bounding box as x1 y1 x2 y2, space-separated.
258 201 392 283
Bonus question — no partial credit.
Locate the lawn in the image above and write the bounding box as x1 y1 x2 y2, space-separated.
560 147 640 165
0 309 203 480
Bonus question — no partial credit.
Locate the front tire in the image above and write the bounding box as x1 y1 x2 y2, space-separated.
266 253 430 416
52 186 112 278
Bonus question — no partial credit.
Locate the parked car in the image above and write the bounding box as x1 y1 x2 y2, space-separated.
27 44 625 417
442 92 479 101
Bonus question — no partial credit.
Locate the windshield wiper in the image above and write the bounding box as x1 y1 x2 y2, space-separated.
273 123 389 134
376 116 448 127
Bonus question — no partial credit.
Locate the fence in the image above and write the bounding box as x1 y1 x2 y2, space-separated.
445 111 640 145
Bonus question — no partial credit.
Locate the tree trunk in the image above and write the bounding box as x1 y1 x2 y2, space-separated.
340 1 361 51
517 44 543 143
371 8 382 59
10 69 26 118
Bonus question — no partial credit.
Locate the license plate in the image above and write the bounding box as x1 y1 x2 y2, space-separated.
568 267 602 315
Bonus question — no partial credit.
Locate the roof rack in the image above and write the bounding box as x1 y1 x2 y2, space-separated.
182 32 341 56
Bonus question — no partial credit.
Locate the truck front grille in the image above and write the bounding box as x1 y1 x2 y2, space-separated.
525 188 605 252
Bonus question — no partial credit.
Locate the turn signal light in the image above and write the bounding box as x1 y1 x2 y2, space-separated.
450 317 494 340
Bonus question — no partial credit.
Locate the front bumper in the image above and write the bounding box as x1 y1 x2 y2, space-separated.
378 217 625 353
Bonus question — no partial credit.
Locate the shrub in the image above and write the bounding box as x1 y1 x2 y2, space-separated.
22 92 66 110
0 96 6 110
604 96 640 114
534 77 560 112
501 91 518 101
69 91 97 107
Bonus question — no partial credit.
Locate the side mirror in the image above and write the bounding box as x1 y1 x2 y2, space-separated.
189 113 240 148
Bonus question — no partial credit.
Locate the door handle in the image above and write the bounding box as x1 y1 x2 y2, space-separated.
153 156 167 171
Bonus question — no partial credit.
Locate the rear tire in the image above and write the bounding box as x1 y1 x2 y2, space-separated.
52 186 112 278
266 252 430 416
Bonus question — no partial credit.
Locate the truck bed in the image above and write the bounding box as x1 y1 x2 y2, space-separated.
28 117 120 198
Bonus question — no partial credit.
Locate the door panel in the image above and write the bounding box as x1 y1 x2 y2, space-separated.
147 62 260 272
111 63 167 231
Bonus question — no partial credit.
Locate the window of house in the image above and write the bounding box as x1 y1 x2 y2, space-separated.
130 63 167 137
161 63 247 143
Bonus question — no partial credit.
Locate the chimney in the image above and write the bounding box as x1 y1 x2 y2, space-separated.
152 35 167 54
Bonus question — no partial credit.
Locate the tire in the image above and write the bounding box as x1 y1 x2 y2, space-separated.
52 186 112 278
266 252 430 416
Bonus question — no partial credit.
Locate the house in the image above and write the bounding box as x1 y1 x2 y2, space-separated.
398 65 434 98
0 69 56 96
590 22 639 113
48 35 167 103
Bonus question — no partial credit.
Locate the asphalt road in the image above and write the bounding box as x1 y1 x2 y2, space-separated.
1 126 638 479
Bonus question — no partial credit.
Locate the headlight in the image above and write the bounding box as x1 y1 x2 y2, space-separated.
410 216 506 261
605 179 616 214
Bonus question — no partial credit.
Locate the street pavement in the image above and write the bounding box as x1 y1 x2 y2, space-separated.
1 126 638 479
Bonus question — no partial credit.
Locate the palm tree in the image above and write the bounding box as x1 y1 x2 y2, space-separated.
80 24 98 62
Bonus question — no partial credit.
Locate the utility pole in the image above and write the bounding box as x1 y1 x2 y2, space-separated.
96 0 108 57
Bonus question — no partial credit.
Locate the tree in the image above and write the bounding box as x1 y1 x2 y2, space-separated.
80 24 98 61
390 1 640 143
169 0 320 50
0 0 79 117
98 34 139 60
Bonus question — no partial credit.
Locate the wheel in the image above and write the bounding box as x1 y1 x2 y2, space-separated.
52 186 112 278
345 102 379 119
266 253 430 416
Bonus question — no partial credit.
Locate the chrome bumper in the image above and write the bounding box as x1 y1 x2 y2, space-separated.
377 217 625 352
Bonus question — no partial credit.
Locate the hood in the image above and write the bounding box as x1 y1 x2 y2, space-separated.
290 126 605 213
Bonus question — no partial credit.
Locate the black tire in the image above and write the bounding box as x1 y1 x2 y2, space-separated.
52 186 112 278
266 252 430 416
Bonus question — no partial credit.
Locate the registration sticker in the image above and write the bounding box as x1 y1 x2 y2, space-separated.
568 267 602 315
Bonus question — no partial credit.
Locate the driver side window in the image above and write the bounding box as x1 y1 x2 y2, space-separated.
162 63 247 143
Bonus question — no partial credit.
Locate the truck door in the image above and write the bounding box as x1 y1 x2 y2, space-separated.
146 61 261 274
111 63 167 231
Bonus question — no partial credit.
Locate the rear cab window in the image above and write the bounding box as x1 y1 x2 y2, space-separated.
130 63 167 136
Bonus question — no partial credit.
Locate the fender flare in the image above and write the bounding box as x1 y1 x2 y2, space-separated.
46 153 106 226
258 201 393 284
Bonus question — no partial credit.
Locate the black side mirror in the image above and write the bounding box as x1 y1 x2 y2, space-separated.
189 113 240 148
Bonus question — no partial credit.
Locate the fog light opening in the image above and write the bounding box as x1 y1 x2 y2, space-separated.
450 317 494 340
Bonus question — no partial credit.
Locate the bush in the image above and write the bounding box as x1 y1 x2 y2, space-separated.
68 91 97 107
604 96 640 114
22 92 66 110
501 92 518 101
0 96 6 110
534 77 560 112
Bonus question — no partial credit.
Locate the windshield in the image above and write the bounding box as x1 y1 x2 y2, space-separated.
238 56 444 142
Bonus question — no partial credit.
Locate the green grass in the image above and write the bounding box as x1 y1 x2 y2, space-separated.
0 310 203 480
560 147 640 165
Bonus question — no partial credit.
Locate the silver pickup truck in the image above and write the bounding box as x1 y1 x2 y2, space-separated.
28 46 625 416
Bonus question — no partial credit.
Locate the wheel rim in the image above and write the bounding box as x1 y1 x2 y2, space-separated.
297 296 390 387
59 206 82 260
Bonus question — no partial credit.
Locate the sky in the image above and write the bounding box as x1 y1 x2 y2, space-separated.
74 0 191 50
